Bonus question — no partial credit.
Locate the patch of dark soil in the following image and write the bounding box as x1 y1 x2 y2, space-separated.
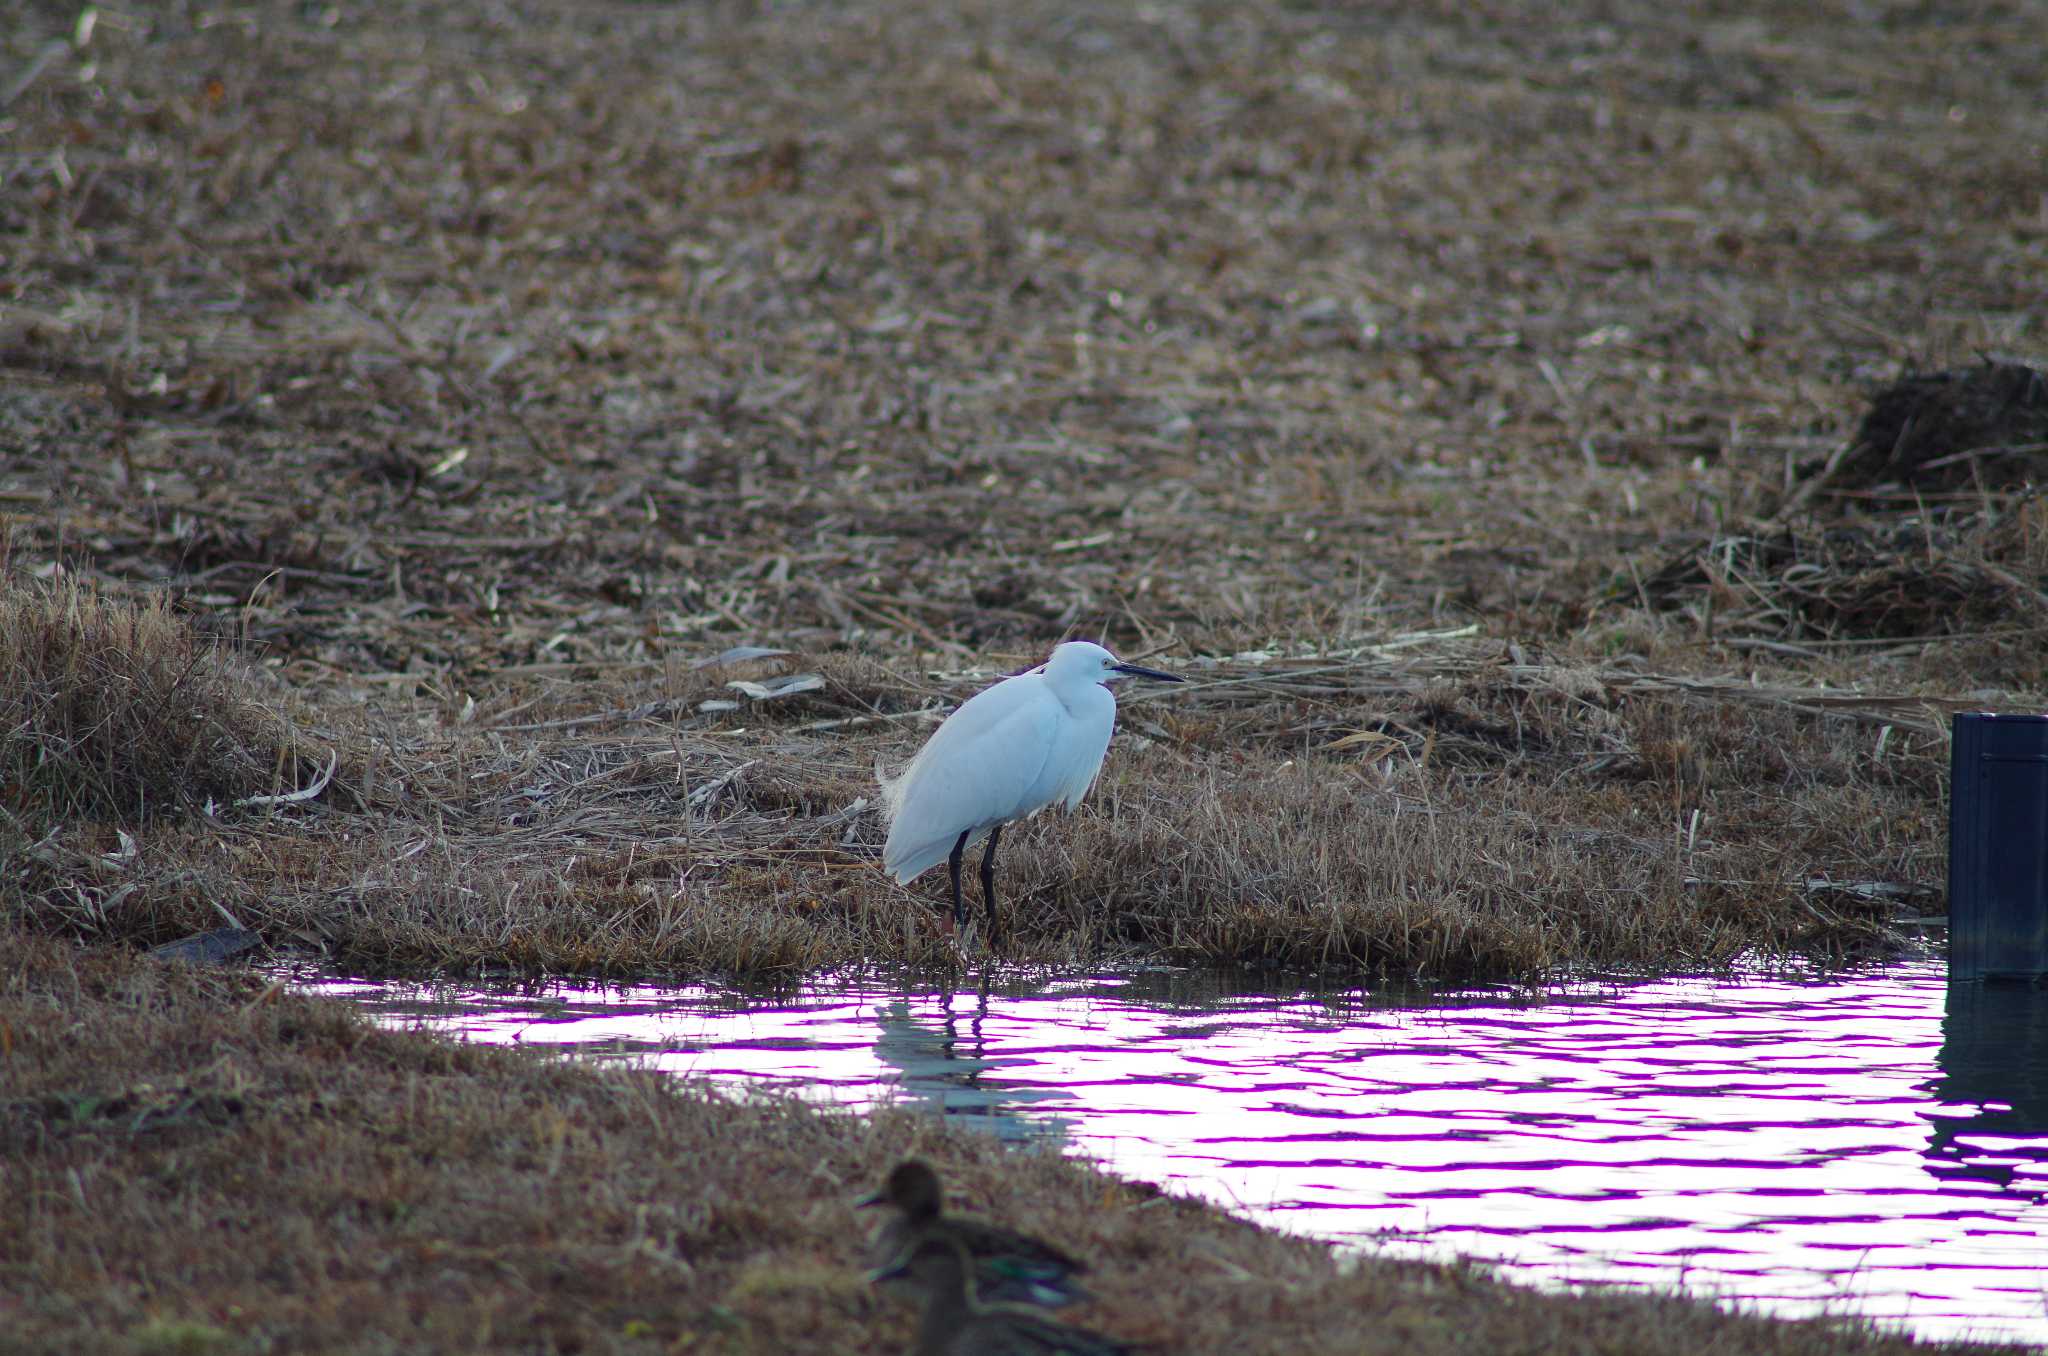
1838 361 2048 492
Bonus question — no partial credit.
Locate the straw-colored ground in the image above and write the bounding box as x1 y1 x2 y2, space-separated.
6 0 2043 980
0 933 2025 1355
4 1 2046 1351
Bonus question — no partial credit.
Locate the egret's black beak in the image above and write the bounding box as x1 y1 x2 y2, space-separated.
1110 662 1183 682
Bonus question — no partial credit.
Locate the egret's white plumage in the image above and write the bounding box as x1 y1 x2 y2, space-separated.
881 641 1182 934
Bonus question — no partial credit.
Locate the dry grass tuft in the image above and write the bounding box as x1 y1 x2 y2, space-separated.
0 569 315 831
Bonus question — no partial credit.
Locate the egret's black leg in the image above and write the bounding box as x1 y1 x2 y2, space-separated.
947 831 971 929
978 825 1003 937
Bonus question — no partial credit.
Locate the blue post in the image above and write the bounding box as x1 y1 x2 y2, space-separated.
1949 713 2048 981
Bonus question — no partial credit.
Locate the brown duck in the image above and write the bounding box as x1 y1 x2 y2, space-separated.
873 1233 1141 1356
858 1160 1091 1309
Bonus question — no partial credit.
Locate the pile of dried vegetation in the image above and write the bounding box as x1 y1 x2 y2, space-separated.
1623 500 2048 648
1610 364 2048 653
1839 362 2048 494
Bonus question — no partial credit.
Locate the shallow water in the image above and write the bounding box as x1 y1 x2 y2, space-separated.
303 958 2048 1346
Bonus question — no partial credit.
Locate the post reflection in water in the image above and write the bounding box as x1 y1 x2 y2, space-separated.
302 957 2048 1345
1927 981 2048 1203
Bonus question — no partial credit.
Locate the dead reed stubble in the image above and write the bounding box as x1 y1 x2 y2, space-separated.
0 575 1928 979
4 0 2030 977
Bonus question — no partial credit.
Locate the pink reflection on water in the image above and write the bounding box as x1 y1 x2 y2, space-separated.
301 959 2048 1345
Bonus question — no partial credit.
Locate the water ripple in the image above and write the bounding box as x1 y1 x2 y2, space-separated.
301 959 2048 1346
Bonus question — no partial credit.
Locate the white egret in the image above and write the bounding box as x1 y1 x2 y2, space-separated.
881 641 1182 936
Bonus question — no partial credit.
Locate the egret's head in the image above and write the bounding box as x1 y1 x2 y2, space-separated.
1046 640 1184 687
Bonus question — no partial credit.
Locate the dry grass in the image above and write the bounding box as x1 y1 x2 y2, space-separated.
4 0 2044 981
2 580 1940 979
0 569 317 830
0 930 2021 1355
1625 496 2048 647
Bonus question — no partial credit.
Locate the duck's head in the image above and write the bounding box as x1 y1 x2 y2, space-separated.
857 1158 944 1221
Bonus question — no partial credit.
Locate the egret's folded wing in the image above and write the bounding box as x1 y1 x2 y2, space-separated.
882 690 1058 883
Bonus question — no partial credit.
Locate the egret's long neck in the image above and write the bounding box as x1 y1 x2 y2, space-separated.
1051 678 1113 720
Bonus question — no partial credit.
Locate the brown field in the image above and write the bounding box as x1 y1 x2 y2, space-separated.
4 0 2046 980
2 1 2045 1349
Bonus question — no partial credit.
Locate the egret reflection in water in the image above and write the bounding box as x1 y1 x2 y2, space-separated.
872 992 1078 1145
299 957 2048 1345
